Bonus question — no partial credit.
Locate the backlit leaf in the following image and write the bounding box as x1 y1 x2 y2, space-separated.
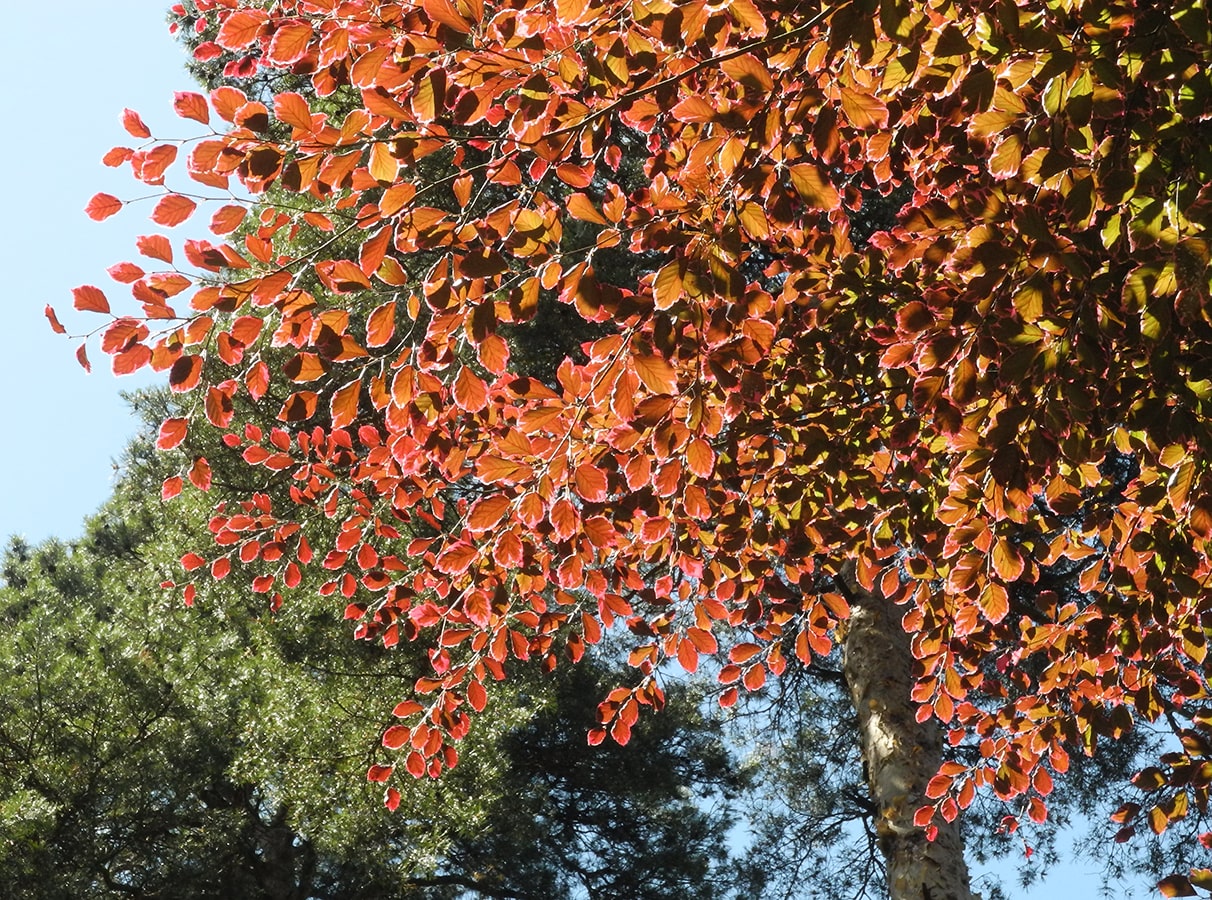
157 418 188 450
72 285 110 314
216 8 268 50
151 194 197 227
85 193 123 221
172 91 210 124
121 108 151 138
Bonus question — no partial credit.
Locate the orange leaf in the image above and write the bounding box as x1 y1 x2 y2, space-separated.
216 8 268 50
172 91 210 124
477 334 510 375
567 193 609 225
210 204 247 235
720 53 773 91
435 541 478 575
729 642 763 664
151 194 198 227
44 305 66 334
366 300 397 347
574 464 609 502
839 87 889 129
136 234 173 263
72 285 110 314
633 353 678 394
423 0 473 32
284 352 329 383
102 146 134 167
85 193 123 221
652 261 683 310
107 261 145 283
368 141 398 183
273 92 313 130
359 226 392 276
266 19 313 64
279 391 319 421
330 379 361 428
789 164 841 211
121 108 151 139
991 537 1025 581
468 495 512 534
685 438 715 478
476 455 533 484
453 367 488 412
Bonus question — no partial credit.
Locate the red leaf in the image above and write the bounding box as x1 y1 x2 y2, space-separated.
468 680 487 712
435 542 478 574
382 725 411 749
151 194 198 227
384 787 401 811
157 418 188 450
121 108 151 139
44 305 66 334
189 456 212 491
72 285 110 314
161 476 183 501
173 91 210 124
85 193 122 221
367 764 393 782
75 344 91 373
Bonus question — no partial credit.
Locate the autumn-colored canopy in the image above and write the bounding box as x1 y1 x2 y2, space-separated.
58 0 1212 885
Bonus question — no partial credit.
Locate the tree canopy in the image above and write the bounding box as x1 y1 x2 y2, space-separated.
52 0 1212 896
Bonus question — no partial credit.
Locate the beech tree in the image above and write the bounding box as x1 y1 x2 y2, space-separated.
55 0 1212 897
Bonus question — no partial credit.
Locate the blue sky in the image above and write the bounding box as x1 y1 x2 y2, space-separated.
0 4 1158 897
0 4 182 542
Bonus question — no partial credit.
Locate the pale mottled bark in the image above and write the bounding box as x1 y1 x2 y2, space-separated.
840 571 979 900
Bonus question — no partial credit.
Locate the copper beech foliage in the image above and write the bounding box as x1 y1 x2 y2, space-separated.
56 0 1212 888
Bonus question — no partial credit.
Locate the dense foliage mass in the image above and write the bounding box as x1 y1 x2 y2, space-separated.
0 399 752 899
52 0 1212 895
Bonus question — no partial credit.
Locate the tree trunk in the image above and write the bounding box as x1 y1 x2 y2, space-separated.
840 570 979 900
